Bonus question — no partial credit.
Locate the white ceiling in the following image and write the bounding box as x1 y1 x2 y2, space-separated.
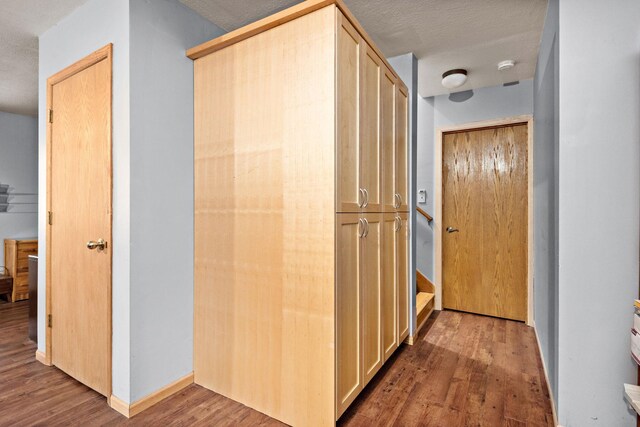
181 0 548 98
0 0 547 116
0 0 88 116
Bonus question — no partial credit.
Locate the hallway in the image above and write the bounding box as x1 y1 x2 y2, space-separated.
0 301 553 426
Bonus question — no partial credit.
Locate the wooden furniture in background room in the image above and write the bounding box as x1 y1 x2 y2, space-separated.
0 268 12 301
28 255 38 342
189 1 409 425
4 238 38 302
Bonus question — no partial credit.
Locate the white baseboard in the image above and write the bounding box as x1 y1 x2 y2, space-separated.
533 323 560 427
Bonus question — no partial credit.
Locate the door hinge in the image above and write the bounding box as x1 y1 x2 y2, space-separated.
48 314 52 328
48 109 53 123
48 211 52 225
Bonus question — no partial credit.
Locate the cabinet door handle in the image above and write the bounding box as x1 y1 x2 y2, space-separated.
363 189 369 208
394 193 400 209
358 218 366 238
358 188 365 208
363 218 369 237
397 193 403 207
395 216 402 232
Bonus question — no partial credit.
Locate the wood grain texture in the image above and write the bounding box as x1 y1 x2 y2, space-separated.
395 89 408 212
4 239 37 301
1 300 553 426
382 214 398 361
186 0 408 94
336 12 362 213
0 301 286 426
47 44 112 396
442 124 528 321
381 71 396 213
194 7 336 426
362 213 382 383
359 46 382 213
339 311 555 427
336 213 363 418
396 212 409 342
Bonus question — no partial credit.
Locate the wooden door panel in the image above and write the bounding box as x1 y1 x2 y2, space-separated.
395 89 408 212
336 12 362 213
382 213 397 360
50 53 111 396
396 212 409 342
442 125 528 321
360 45 381 212
336 213 363 417
381 71 396 212
362 213 382 383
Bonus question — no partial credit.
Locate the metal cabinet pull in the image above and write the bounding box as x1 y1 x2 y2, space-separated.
358 218 366 238
358 188 365 208
363 218 369 237
394 216 402 232
394 193 400 209
363 189 369 208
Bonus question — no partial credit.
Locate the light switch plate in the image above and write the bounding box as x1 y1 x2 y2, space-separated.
418 189 427 204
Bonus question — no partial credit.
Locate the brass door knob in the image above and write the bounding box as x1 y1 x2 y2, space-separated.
87 238 107 250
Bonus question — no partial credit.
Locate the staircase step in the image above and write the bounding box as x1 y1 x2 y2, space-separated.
417 292 435 315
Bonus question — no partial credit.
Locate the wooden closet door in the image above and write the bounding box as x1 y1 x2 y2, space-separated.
336 12 362 213
336 213 363 417
362 213 382 383
381 213 397 360
381 70 396 213
396 212 409 342
395 88 409 212
360 44 382 213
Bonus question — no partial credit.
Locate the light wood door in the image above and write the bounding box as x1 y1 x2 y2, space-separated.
396 212 409 342
381 70 396 213
395 88 409 212
49 48 112 397
336 11 362 213
442 124 528 321
361 213 382 383
381 214 397 360
360 44 382 213
336 213 362 418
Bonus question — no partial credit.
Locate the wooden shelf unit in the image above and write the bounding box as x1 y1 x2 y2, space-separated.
4 238 37 301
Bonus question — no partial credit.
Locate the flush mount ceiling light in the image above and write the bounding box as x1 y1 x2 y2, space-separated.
441 69 468 89
498 60 516 71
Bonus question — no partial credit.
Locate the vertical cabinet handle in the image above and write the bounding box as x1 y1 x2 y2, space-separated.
363 189 369 208
363 218 369 237
394 216 402 232
358 188 365 208
358 218 366 238
394 193 400 209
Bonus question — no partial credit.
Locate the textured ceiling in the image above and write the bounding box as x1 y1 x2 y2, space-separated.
181 0 548 97
0 0 88 116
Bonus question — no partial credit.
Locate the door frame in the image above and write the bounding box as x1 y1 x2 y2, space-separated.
41 44 113 389
434 115 533 325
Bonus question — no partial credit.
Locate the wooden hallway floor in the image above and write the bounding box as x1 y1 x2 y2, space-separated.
0 302 554 426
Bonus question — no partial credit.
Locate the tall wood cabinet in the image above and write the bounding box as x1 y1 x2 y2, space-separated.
189 1 409 426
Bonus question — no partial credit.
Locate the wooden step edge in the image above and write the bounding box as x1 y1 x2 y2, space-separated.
417 292 435 314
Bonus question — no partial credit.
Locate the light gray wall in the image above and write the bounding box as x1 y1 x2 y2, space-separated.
38 0 131 400
532 0 559 406
388 53 418 334
128 0 223 402
558 1 640 425
416 96 435 278
0 111 38 268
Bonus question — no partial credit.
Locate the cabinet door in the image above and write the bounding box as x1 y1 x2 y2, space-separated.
336 213 363 417
382 213 398 360
381 70 396 213
362 213 382 383
395 88 409 212
336 12 362 213
360 44 382 213
396 212 409 342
